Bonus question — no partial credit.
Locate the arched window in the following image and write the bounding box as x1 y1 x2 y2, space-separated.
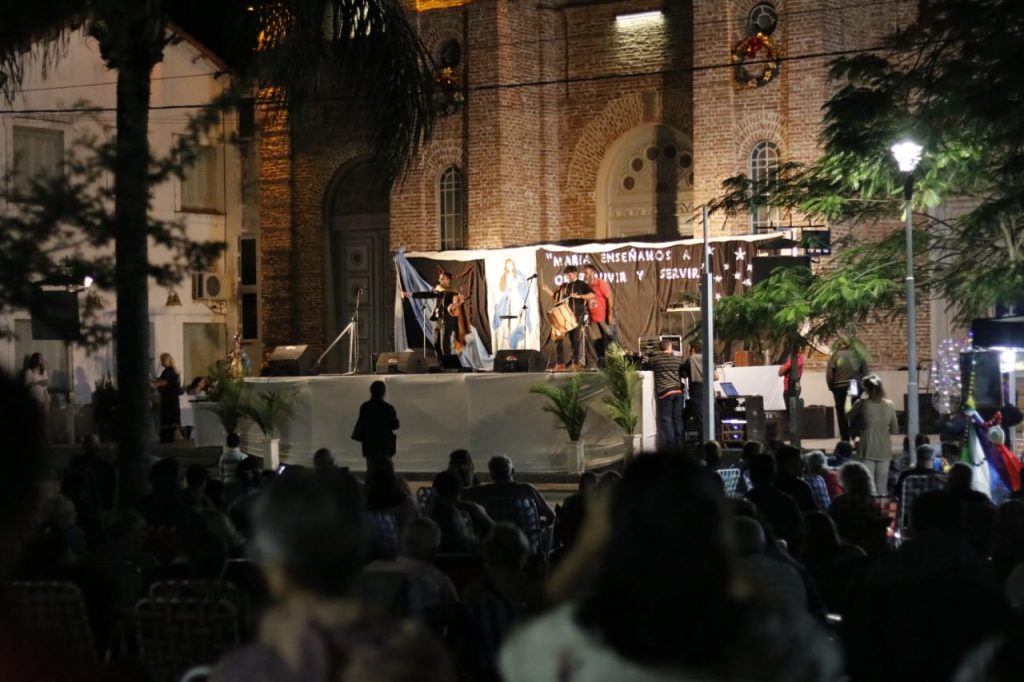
439 165 466 250
598 124 695 239
749 141 780 233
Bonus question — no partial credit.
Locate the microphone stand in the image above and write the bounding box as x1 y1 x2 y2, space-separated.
517 275 537 351
316 287 363 374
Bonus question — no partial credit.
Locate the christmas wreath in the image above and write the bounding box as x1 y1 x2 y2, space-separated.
731 32 780 88
433 66 464 116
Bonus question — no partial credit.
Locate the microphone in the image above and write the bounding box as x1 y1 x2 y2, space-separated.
527 274 538 280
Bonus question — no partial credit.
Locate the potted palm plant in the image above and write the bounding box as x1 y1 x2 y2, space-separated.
531 371 591 473
202 363 246 447
598 344 642 462
240 389 295 469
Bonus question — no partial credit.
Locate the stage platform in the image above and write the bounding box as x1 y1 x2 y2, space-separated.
195 371 657 474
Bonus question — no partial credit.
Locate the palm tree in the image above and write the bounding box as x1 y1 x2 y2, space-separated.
0 0 433 504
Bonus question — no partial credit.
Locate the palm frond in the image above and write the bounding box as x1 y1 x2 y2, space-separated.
239 389 295 438
247 0 434 181
0 1 87 102
598 343 641 435
530 372 590 442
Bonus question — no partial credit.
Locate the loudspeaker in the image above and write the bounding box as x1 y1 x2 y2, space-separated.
751 256 811 285
802 405 836 439
962 350 1002 410
267 344 317 376
31 291 80 341
494 349 544 373
743 395 766 442
375 351 434 374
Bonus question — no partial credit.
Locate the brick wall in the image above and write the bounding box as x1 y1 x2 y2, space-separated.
259 0 929 369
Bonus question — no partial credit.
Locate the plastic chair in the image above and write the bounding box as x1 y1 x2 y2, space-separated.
8 581 96 661
479 495 546 556
135 597 239 682
898 474 946 531
716 468 741 496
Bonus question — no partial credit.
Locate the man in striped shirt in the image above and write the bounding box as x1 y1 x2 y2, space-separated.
648 340 686 450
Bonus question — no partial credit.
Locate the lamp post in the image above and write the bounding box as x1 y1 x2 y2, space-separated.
891 140 922 464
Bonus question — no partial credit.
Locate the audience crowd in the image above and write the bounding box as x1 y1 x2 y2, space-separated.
2 369 1024 682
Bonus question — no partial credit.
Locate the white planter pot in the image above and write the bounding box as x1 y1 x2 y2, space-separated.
623 433 640 464
268 437 281 470
566 439 585 474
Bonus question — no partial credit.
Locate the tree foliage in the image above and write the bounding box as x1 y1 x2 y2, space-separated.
710 0 1024 325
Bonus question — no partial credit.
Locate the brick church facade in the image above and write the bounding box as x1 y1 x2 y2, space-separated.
254 0 927 372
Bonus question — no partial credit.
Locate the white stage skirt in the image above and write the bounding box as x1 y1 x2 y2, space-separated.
196 372 656 474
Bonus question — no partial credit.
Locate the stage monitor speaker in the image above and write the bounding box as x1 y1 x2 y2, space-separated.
494 349 544 373
31 290 80 341
802 405 836 439
751 256 811 286
376 351 434 374
267 344 316 376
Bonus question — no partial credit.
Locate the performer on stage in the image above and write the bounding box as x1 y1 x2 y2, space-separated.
402 266 468 356
582 263 617 366
542 265 594 370
492 257 532 350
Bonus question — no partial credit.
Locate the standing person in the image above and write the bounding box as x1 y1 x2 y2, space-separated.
826 340 868 442
403 266 467 357
152 353 181 443
581 263 616 367
24 352 49 430
778 348 805 415
682 342 706 439
352 380 400 459
541 265 594 370
847 374 898 497
648 340 685 450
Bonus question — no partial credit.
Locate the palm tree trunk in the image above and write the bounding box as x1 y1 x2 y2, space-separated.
110 2 164 506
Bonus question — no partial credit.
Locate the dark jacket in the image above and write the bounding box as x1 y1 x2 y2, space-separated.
352 398 400 458
826 349 867 390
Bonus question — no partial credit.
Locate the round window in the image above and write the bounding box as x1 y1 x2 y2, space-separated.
439 39 462 68
679 152 693 169
622 176 636 190
747 4 778 36
631 158 644 172
663 145 677 159
645 146 659 161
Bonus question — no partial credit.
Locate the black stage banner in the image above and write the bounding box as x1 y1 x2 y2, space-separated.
535 242 754 354
403 256 492 352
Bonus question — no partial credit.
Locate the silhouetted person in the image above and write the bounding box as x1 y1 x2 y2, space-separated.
211 468 454 682
352 381 400 459
775 445 815 512
843 490 1013 682
745 453 803 555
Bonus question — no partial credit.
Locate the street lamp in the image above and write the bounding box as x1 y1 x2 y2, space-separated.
891 140 922 463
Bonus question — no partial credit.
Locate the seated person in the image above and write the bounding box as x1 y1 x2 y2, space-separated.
894 444 945 500
463 455 555 527
463 523 543 611
219 433 249 484
362 517 457 618
430 471 493 554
